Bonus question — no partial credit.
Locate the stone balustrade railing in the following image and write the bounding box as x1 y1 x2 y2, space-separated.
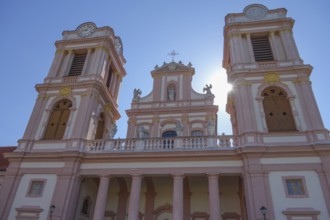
85 135 237 152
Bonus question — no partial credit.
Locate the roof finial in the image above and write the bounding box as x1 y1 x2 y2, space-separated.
168 50 179 62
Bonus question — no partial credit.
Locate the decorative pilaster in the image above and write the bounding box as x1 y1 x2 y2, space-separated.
207 173 221 220
93 176 110 220
128 174 142 220
246 34 255 63
48 50 65 77
0 166 22 220
242 156 270 220
81 48 92 75
172 174 184 220
269 31 279 60
232 34 243 64
235 82 258 136
151 117 160 137
294 77 324 130
63 50 74 76
279 30 296 60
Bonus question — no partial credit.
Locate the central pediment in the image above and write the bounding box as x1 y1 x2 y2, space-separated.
151 61 194 74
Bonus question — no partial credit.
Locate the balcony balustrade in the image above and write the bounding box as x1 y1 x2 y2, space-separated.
85 135 237 152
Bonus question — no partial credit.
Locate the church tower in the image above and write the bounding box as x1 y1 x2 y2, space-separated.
19 22 126 151
223 4 329 147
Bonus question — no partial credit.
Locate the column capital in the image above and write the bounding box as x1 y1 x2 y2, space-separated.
172 173 185 179
207 173 220 178
99 174 111 179
130 173 143 178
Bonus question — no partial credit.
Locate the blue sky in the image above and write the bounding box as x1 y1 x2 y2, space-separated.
0 1 329 146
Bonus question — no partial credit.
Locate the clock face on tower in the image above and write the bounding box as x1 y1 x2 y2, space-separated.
77 23 96 37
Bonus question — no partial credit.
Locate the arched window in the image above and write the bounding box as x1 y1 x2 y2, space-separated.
43 99 72 139
81 197 92 216
167 84 176 101
95 113 105 139
162 130 176 149
162 130 177 138
262 87 296 132
191 130 204 136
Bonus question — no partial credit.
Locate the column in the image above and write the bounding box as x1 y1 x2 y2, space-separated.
152 117 160 137
269 31 279 60
48 50 65 77
128 174 142 220
246 34 255 63
229 36 237 64
235 82 257 135
172 174 184 220
81 48 92 75
91 47 102 74
232 34 242 64
280 30 296 60
62 50 74 76
207 173 221 220
298 79 324 130
93 176 110 220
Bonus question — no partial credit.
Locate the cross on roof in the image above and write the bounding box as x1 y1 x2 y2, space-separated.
168 50 179 62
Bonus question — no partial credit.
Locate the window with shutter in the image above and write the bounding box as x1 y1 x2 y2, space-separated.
43 99 72 139
262 87 296 132
68 53 87 76
251 36 274 61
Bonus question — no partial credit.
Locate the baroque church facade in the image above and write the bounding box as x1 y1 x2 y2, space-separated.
0 4 330 220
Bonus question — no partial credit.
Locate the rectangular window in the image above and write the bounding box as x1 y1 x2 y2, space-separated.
251 35 274 61
68 52 87 76
283 176 308 198
26 179 46 197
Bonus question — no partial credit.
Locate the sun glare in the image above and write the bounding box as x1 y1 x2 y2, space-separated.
205 69 232 109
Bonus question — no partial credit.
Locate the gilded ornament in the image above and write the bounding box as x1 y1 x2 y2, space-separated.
59 87 72 96
264 72 280 83
239 81 252 86
103 104 112 113
227 96 235 106
129 118 136 124
182 116 189 123
153 117 160 123
80 92 90 97
55 50 65 54
293 77 311 84
37 94 49 100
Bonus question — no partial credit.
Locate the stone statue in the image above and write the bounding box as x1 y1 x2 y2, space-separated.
203 84 213 95
115 36 123 55
138 125 146 138
168 87 176 101
176 121 184 136
206 120 215 136
133 88 141 101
